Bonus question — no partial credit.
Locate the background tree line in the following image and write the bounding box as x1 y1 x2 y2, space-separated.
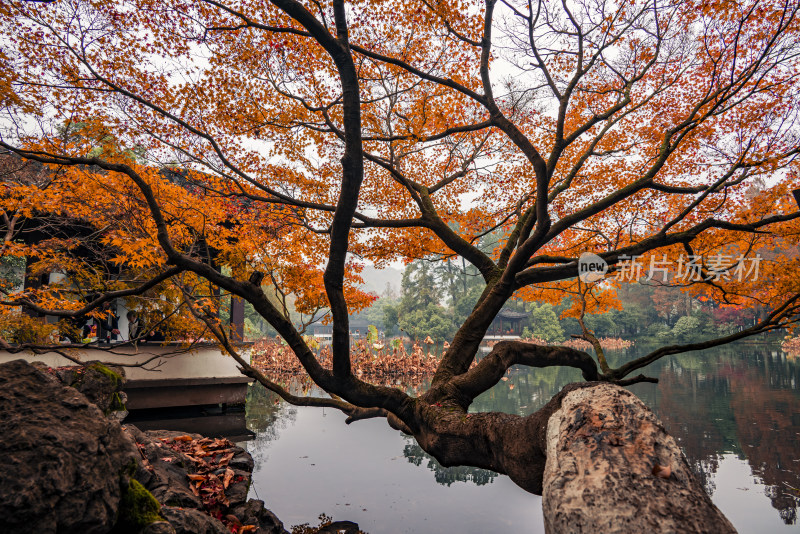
358 259 769 345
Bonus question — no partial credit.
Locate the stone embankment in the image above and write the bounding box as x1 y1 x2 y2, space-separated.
0 359 288 534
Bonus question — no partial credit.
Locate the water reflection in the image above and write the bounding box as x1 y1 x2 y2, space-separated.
630 346 800 526
244 342 800 532
245 385 298 471
402 437 499 486
471 343 800 526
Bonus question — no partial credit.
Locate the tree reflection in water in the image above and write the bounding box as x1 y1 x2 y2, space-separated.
402 436 499 486
404 343 800 524
243 341 800 527
245 384 298 471
724 351 799 525
625 345 800 525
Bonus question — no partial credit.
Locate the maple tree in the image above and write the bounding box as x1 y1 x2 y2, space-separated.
2 0 800 496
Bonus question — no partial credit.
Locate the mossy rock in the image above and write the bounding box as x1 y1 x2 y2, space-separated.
85 361 124 388
59 361 127 414
110 391 127 413
112 479 165 534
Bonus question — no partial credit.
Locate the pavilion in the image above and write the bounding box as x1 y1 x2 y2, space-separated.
485 308 530 339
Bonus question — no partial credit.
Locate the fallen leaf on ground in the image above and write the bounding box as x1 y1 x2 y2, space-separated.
652 464 672 478
223 468 234 489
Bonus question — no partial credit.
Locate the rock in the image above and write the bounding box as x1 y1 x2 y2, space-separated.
542 383 737 533
112 390 130 422
230 499 289 534
121 424 295 534
0 359 139 534
57 361 128 416
140 522 177 534
160 506 230 534
229 450 255 472
115 478 167 533
225 472 251 508
123 425 204 510
317 521 361 534
29 360 59 381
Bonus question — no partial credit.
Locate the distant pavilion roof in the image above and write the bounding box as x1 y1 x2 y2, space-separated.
496 308 530 320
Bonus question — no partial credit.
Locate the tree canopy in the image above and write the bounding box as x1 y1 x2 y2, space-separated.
2 0 800 494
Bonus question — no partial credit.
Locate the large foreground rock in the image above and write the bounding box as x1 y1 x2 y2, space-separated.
0 359 138 534
542 383 737 533
0 358 292 534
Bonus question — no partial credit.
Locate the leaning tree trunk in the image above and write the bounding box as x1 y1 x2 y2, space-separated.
542 383 737 533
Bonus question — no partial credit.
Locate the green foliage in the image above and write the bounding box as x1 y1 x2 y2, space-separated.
584 313 618 337
717 322 739 335
669 315 702 342
382 301 399 334
348 297 400 337
0 255 24 292
367 324 379 345
357 299 389 329
87 362 123 389
394 256 490 343
59 121 147 164
655 310 722 342
453 284 485 326
403 438 499 487
398 303 453 342
396 260 456 342
109 391 126 413
646 323 671 338
399 261 442 315
383 265 761 346
245 300 276 340
522 303 564 343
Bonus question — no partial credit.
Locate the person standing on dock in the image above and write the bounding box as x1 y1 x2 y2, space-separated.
99 301 120 344
127 311 140 342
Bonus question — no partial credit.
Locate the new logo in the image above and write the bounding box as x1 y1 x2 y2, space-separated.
578 252 608 282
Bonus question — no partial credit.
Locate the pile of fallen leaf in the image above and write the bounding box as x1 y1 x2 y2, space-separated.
485 336 633 351
561 337 633 351
251 338 446 392
781 335 800 357
484 336 550 349
154 435 254 533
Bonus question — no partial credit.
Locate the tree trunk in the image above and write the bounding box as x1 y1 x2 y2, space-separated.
542 383 736 533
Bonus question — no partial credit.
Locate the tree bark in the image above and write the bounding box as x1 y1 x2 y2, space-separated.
542 383 736 533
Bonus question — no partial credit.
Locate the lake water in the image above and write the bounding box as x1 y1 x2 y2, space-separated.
243 343 800 533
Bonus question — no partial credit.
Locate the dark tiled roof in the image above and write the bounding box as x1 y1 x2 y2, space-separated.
496 308 530 320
